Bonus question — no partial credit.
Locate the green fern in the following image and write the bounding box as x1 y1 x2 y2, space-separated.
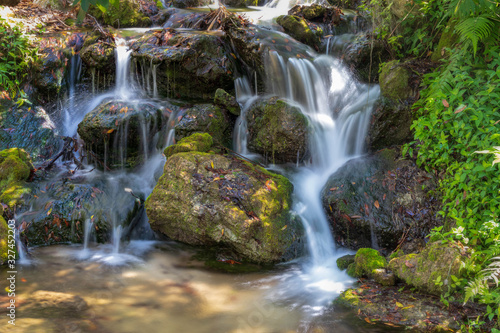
455 15 497 55
464 256 500 304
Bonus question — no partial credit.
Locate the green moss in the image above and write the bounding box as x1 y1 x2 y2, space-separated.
389 248 405 260
0 216 8 265
214 89 240 116
337 254 356 270
431 19 459 62
379 60 411 100
164 133 214 158
333 289 360 308
275 15 321 48
88 0 152 28
0 148 32 207
353 248 387 278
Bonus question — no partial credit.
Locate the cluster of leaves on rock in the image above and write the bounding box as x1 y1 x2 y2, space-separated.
0 18 38 97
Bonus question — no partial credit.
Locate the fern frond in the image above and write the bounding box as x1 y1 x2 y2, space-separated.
464 256 500 304
455 15 495 55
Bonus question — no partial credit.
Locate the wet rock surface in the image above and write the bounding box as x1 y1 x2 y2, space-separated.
131 29 234 101
88 0 155 28
246 96 309 164
0 99 60 164
145 134 303 263
321 149 442 253
20 290 88 317
276 15 323 49
77 99 168 170
0 148 34 208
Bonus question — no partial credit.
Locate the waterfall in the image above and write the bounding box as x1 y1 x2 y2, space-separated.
115 38 133 100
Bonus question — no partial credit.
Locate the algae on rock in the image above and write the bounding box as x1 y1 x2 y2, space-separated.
146 134 303 263
0 148 33 207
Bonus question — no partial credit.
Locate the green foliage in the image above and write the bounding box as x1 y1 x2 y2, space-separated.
406 46 500 325
72 0 119 22
0 19 38 96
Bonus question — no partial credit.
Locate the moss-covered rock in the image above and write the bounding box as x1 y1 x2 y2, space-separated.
131 29 233 101
214 89 240 116
321 149 441 252
336 254 355 270
431 19 459 62
372 268 396 286
276 15 322 49
174 104 232 148
0 148 33 207
222 0 261 7
145 134 303 263
247 97 310 164
288 4 342 24
80 42 116 72
33 46 67 100
169 0 210 8
388 241 466 296
326 0 360 9
366 96 413 150
88 0 153 28
0 216 9 265
353 248 387 278
164 132 213 158
379 60 412 100
333 289 361 308
77 99 167 170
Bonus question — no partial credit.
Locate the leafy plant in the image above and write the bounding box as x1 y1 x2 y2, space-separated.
0 19 38 97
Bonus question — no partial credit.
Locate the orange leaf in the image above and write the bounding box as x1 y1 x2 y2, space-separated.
454 105 466 114
364 204 369 215
374 200 380 209
442 99 449 108
265 180 273 191
106 129 114 134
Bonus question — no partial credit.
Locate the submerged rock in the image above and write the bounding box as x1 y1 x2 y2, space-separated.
21 290 88 317
246 97 310 164
145 134 303 263
131 29 234 101
321 149 441 252
388 241 466 296
334 281 461 331
0 99 60 164
77 99 167 169
0 148 34 207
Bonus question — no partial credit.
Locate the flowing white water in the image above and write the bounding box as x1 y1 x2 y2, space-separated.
115 38 134 100
235 51 380 310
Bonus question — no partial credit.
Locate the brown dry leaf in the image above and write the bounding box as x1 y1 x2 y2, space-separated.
285 45 291 52
221 228 224 236
374 200 380 209
404 260 414 268
364 317 371 324
383 193 387 200
364 204 370 215
454 105 467 114
442 99 449 108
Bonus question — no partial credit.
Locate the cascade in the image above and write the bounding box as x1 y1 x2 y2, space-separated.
115 38 134 100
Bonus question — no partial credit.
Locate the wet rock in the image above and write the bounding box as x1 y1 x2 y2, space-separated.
20 177 112 246
0 99 60 164
333 281 461 331
288 4 342 24
131 29 234 101
276 15 323 49
164 132 213 158
145 134 303 263
214 88 240 116
0 216 8 265
33 46 67 100
0 0 20 5
174 103 233 147
246 96 309 164
167 0 210 8
222 0 261 7
21 291 88 317
336 254 355 270
0 148 34 207
80 40 115 73
340 34 390 83
388 241 466 296
379 60 412 100
88 0 154 28
321 149 441 252
326 0 360 9
372 268 396 286
77 99 167 169
366 97 413 150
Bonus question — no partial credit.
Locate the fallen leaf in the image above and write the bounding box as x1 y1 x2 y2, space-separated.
396 302 404 308
364 204 369 215
404 260 414 268
374 200 380 209
442 99 449 108
47 208 52 216
454 105 466 114
106 129 114 134
221 228 224 236
281 225 287 231
265 179 273 191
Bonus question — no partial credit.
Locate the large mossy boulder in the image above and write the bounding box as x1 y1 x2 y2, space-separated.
288 4 342 24
321 149 441 252
276 15 323 49
246 97 309 164
131 29 233 101
145 134 302 263
77 99 167 169
88 0 153 28
388 241 466 296
431 19 459 62
0 148 33 207
349 248 387 278
0 99 60 164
